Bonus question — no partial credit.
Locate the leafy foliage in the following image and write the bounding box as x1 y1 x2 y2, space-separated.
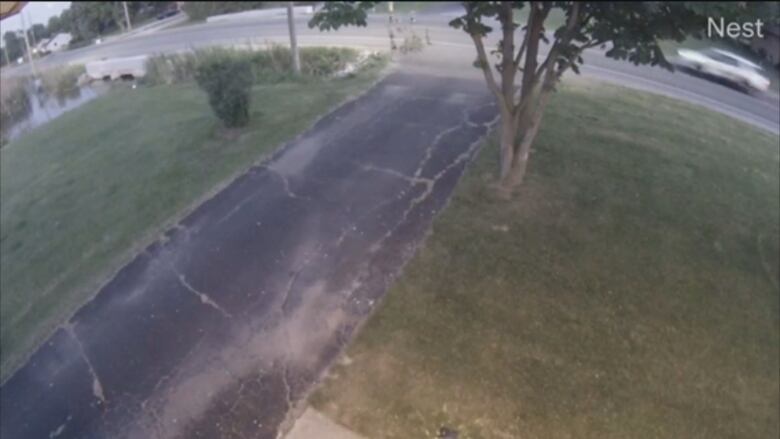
67 2 123 41
28 24 50 44
195 53 254 127
311 1 766 83
144 52 200 86
308 2 377 31
34 2 175 45
2 32 24 65
46 15 64 36
38 65 86 101
145 47 358 86
0 77 31 144
311 1 766 188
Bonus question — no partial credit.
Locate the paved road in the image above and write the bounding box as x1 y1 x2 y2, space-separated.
1 10 778 439
0 60 498 437
3 11 778 133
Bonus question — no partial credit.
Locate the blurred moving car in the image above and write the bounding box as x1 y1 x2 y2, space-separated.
674 48 771 93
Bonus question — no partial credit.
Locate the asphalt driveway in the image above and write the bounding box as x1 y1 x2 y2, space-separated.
0 70 497 439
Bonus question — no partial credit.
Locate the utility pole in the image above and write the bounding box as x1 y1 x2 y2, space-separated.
123 1 133 31
287 2 300 75
20 11 37 77
388 1 394 23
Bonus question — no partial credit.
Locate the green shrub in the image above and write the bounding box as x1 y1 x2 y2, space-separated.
145 47 361 87
247 45 358 80
0 77 32 144
194 53 253 127
301 47 358 76
144 53 200 86
39 64 86 99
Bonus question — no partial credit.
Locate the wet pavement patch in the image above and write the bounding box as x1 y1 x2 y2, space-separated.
0 71 497 438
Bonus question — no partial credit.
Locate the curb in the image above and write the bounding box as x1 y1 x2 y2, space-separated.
284 408 364 439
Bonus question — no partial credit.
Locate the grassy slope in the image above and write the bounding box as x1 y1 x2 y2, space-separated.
0 63 384 380
312 79 780 439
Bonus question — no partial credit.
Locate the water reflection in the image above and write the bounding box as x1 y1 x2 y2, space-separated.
0 79 109 145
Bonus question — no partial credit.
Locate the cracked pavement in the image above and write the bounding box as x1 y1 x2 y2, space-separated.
0 71 498 439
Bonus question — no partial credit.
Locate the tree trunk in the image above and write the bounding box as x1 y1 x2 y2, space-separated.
506 85 553 187
498 113 517 182
507 111 542 187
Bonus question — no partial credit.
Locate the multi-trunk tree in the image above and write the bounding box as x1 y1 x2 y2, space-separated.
310 1 770 192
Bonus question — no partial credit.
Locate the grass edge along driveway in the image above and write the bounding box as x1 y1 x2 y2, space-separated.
0 59 387 382
311 78 780 439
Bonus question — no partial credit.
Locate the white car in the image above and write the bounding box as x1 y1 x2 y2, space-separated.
674 48 771 93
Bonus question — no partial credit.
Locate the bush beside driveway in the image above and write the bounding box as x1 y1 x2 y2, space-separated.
0 56 386 382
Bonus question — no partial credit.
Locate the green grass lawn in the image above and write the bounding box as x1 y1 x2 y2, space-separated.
0 60 385 381
311 79 780 439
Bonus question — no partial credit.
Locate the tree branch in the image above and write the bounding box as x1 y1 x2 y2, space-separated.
500 1 516 103
533 2 581 79
579 38 605 51
513 2 581 128
471 33 508 114
513 31 529 68
520 2 544 101
514 1 551 68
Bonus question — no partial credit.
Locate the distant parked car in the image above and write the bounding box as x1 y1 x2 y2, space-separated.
674 48 771 93
157 6 179 20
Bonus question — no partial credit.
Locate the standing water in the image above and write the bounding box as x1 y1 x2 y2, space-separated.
0 78 109 145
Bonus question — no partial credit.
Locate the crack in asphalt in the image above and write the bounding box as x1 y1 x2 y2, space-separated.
281 366 293 414
216 166 308 225
330 167 417 254
48 415 71 439
139 329 209 434
462 101 497 128
215 191 266 226
177 274 233 319
144 407 165 439
279 266 305 317
357 162 432 187
265 166 307 200
2 75 505 439
370 108 501 253
226 381 248 415
345 105 500 258
414 122 463 179
63 323 107 405
279 247 321 316
333 224 356 249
